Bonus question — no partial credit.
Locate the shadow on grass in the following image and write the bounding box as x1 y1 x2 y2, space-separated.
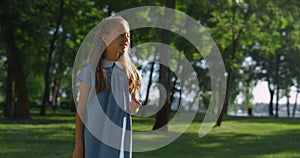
0 110 75 158
206 129 299 157
134 113 300 158
134 128 300 158
1 109 299 158
0 125 74 158
0 118 75 125
0 109 76 125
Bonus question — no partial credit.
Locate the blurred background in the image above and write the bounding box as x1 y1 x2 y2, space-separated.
0 0 299 124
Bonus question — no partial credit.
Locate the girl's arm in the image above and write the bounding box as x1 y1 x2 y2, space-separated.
73 83 89 158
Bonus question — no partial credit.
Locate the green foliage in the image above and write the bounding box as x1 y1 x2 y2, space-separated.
27 74 44 103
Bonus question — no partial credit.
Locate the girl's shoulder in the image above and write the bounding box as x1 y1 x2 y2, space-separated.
78 64 96 88
83 63 96 71
80 63 96 75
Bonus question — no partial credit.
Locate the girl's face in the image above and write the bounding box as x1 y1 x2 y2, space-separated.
103 21 130 61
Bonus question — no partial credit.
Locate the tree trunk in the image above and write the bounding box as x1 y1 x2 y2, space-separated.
275 53 280 118
247 108 253 116
153 64 171 131
4 30 30 119
41 0 64 115
14 61 30 119
292 86 299 117
143 56 156 105
286 88 290 117
153 0 175 131
41 67 50 116
2 0 30 119
170 76 178 109
4 47 16 118
169 51 182 111
52 78 61 112
177 87 182 111
216 0 252 126
217 0 237 126
107 3 112 17
4 45 15 118
216 67 232 126
275 87 279 118
7 39 30 119
267 80 274 116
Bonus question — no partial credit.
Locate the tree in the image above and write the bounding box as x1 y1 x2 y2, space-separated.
0 0 43 118
250 0 299 117
40 0 64 115
213 0 254 126
153 0 175 131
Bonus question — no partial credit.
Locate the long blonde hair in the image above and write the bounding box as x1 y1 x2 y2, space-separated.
88 16 142 96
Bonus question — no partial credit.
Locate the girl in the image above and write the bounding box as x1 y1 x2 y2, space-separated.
73 16 142 158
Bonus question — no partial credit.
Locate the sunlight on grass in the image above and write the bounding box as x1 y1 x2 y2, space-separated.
255 152 300 158
0 110 75 158
0 110 299 158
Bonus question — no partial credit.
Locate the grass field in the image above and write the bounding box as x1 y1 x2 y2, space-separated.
0 109 299 158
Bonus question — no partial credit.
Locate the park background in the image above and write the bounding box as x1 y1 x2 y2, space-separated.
0 0 299 157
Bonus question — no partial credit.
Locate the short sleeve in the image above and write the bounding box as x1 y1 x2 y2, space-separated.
78 64 95 89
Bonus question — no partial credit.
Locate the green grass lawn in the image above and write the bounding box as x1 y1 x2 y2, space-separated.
0 109 299 158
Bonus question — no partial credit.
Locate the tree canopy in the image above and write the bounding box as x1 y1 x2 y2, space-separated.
0 0 299 124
